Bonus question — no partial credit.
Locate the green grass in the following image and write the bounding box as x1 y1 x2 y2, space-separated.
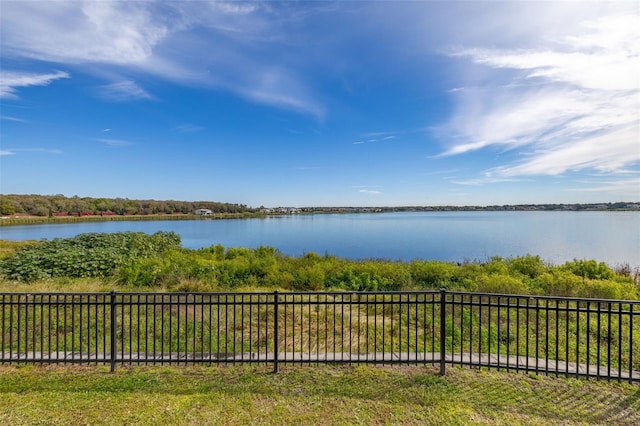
0 364 638 425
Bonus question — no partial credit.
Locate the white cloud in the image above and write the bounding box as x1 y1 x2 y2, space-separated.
359 189 381 195
0 1 169 64
352 133 397 145
451 177 524 187
0 70 69 98
441 12 640 181
0 115 27 123
488 127 640 177
0 1 325 116
97 80 153 102
0 148 62 155
239 83 325 119
567 176 640 199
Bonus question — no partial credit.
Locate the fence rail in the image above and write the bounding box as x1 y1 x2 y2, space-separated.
1 290 638 382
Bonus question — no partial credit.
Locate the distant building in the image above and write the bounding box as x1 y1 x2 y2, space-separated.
194 209 213 215
260 207 301 214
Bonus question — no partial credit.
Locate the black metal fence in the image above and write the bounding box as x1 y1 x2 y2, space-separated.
1 290 638 382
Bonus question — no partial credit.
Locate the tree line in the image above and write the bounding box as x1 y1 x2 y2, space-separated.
0 194 253 217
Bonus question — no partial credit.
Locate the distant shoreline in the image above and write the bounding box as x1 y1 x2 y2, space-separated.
0 212 261 227
1 207 638 228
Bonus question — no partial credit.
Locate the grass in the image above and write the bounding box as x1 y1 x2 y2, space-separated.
0 364 638 425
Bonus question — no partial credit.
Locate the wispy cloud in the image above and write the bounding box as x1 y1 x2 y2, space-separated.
97 138 132 147
0 115 27 123
486 127 640 178
1 148 62 156
0 1 169 64
362 131 396 138
450 177 524 186
0 1 325 117
237 81 325 119
0 70 69 98
352 133 397 145
567 176 640 199
352 185 382 195
440 13 640 181
97 81 153 102
359 189 381 195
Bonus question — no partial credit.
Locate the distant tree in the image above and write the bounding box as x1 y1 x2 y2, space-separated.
0 198 15 215
0 194 255 216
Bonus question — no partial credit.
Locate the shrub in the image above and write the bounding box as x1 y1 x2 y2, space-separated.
561 259 614 280
533 271 583 297
474 273 529 295
294 264 326 290
580 279 637 300
410 260 459 289
506 255 546 279
1 231 181 282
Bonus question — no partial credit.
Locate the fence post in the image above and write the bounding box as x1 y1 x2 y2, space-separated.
110 290 117 373
273 290 279 373
440 288 447 376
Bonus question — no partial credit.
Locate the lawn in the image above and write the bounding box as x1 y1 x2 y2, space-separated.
0 364 638 425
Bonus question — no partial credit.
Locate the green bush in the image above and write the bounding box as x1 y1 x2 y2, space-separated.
474 273 530 295
507 255 546 279
562 259 615 280
0 231 181 282
410 260 458 288
484 257 510 276
533 271 583 297
580 279 637 300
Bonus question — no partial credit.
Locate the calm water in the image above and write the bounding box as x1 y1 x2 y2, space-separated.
1 212 639 267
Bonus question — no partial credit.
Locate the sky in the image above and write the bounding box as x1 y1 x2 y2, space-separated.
1 1 639 207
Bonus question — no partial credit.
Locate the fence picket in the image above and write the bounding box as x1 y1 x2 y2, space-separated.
0 290 638 383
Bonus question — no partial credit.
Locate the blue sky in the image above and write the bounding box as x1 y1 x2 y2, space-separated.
1 1 639 207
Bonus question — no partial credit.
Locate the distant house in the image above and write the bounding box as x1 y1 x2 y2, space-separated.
194 209 213 216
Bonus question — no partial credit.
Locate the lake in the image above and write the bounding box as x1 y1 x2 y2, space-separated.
1 211 639 267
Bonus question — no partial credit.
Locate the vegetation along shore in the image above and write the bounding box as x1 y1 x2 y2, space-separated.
0 232 637 298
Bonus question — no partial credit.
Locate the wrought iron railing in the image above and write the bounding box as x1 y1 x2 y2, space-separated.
1 290 638 382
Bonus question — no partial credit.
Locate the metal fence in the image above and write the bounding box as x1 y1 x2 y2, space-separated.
1 290 638 382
